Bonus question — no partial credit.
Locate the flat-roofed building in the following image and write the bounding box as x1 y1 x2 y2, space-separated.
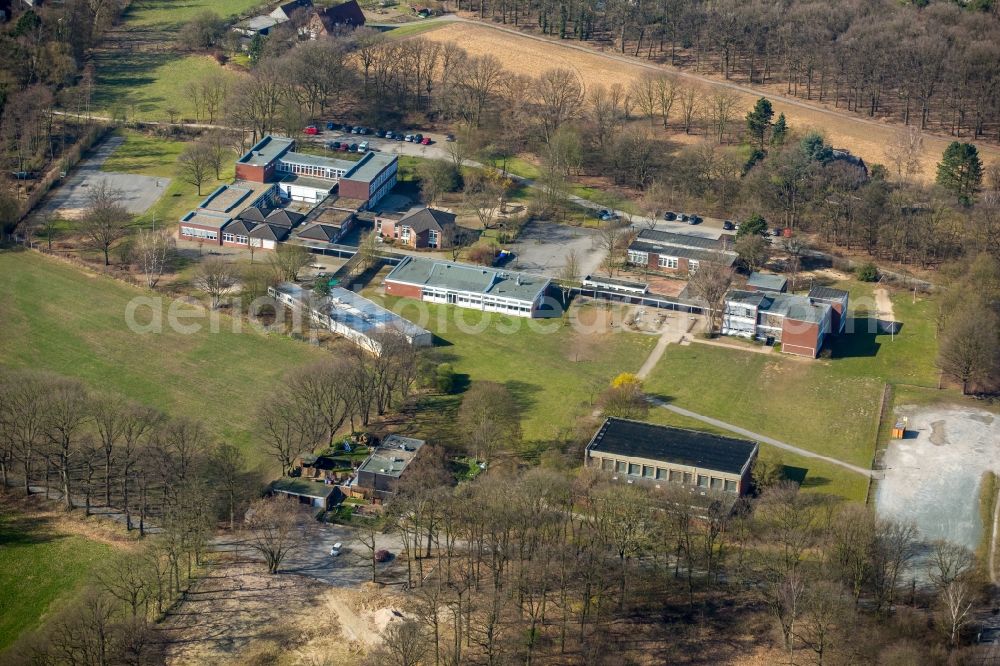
722 289 834 358
269 283 433 349
626 229 737 275
807 286 850 334
584 418 759 496
384 256 555 318
746 272 788 293
355 435 426 500
338 152 398 208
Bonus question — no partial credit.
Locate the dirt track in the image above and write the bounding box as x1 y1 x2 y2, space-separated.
423 19 1000 183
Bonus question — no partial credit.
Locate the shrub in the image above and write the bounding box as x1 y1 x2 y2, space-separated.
435 363 456 393
856 262 879 282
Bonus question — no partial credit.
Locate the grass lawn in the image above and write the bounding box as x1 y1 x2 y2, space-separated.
0 251 323 463
365 292 657 452
645 345 883 468
120 0 265 29
0 509 113 651
101 130 236 226
94 53 242 123
383 19 450 39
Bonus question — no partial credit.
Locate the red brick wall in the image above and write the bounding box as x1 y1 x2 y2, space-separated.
781 319 821 357
235 163 268 182
639 251 686 275
338 178 370 200
385 280 423 299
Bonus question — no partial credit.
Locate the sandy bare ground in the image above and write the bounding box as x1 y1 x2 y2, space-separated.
423 20 1000 183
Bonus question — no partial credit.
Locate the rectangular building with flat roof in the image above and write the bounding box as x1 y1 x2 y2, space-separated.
722 289 834 358
627 228 737 276
584 418 759 496
355 435 426 500
384 256 554 318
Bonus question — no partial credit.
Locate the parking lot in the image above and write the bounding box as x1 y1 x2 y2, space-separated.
507 219 604 278
876 405 1000 552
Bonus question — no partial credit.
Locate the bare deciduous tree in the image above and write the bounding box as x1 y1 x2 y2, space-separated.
244 498 303 574
135 228 174 289
193 257 237 310
79 180 131 266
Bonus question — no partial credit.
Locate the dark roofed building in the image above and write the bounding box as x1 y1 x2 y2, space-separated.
306 0 365 38
265 208 305 228
270 0 313 23
238 206 271 223
627 229 737 276
250 223 292 249
585 418 758 495
355 435 425 501
746 271 788 293
296 223 343 243
270 477 336 509
376 206 458 249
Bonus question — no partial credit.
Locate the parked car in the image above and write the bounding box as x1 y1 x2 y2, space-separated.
446 133 455 142
339 143 350 151
326 121 336 130
394 132 405 141
597 209 611 219
679 213 689 222
722 220 735 231
404 134 414 142
413 133 423 143
10 171 35 180
384 131 394 139
330 141 342 150
374 549 392 563
330 542 343 556
770 227 782 237
493 249 515 266
375 129 386 137
664 211 677 221
304 125 319 135
348 143 359 151
421 136 433 145
688 215 702 224
358 141 369 152
350 126 361 134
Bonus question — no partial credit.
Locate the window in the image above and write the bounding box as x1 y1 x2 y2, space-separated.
628 463 641 476
710 478 723 490
401 226 411 242
617 461 627 473
627 250 648 265
669 470 684 484
688 260 700 273
656 468 668 480
697 475 709 488
428 230 439 247
643 465 654 479
223 233 235 243
602 458 614 471
683 472 693 484
724 480 737 493
658 255 679 270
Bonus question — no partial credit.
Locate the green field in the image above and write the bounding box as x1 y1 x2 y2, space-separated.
121 0 265 29
101 130 235 226
366 292 657 453
94 54 241 123
0 251 323 462
0 510 113 651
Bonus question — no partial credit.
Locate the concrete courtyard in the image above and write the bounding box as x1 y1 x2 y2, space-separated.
875 404 1000 552
35 135 167 220
507 219 604 278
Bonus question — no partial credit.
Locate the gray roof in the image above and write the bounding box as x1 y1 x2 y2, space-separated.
240 15 278 31
224 219 257 236
726 289 832 325
358 435 425 478
271 477 335 500
279 173 337 191
279 151 356 171
629 240 737 267
747 272 788 292
399 207 457 233
238 135 294 167
637 228 729 252
199 184 255 213
295 223 341 242
385 256 549 303
250 223 291 242
343 152 397 183
808 286 850 302
181 210 231 230
264 209 305 228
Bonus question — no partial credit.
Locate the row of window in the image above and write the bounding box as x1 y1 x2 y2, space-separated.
181 226 217 240
626 251 698 272
222 233 249 245
599 457 738 493
278 161 344 180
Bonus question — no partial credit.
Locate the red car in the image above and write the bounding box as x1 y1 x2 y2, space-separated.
304 125 319 135
420 137 433 145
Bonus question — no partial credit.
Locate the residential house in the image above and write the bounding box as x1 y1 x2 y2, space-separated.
270 0 313 23
354 435 426 501
269 282 433 350
745 272 788 293
304 0 366 38
584 418 759 496
626 229 737 275
376 206 458 249
384 256 556 318
722 289 834 358
234 14 278 36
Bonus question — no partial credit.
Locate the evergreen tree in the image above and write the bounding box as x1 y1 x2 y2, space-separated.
248 34 265 66
771 113 788 146
746 97 774 150
936 141 983 205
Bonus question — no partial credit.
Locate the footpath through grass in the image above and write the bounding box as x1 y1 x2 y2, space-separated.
0 251 322 462
0 508 113 651
366 292 657 453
